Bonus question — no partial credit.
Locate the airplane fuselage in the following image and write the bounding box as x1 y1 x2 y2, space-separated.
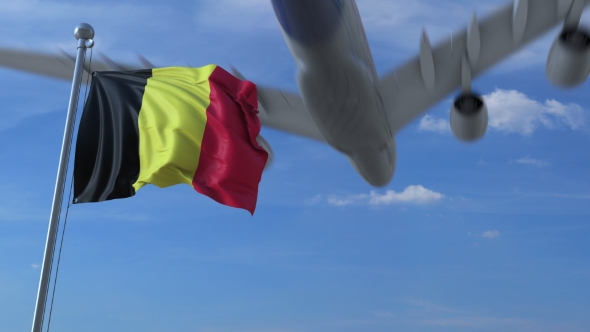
271 0 396 186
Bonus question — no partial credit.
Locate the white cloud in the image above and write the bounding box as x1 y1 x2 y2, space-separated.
327 197 356 206
484 88 586 135
516 156 550 167
481 230 500 239
31 264 40 269
418 115 449 133
418 89 586 136
369 185 445 205
323 185 444 206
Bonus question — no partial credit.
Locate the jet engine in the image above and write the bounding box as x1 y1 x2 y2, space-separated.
450 93 488 142
546 28 590 87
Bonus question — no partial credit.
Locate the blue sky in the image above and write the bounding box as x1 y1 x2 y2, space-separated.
1 0 590 331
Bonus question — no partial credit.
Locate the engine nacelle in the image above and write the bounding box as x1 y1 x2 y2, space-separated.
450 93 488 142
546 28 590 87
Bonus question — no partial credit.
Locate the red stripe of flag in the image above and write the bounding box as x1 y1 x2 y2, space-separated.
191 66 268 214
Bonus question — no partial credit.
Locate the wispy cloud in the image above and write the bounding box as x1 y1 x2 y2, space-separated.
357 0 570 74
418 114 449 133
357 0 484 53
31 264 40 269
327 197 357 207
418 88 586 136
69 208 151 223
402 298 462 314
469 230 500 239
0 0 176 44
0 101 62 132
417 316 529 328
481 230 500 239
516 156 550 167
0 0 192 64
319 185 445 207
371 297 535 329
0 185 46 222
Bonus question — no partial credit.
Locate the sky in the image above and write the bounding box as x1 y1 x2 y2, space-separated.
1 0 590 331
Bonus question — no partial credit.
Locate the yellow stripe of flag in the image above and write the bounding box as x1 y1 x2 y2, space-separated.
133 65 217 191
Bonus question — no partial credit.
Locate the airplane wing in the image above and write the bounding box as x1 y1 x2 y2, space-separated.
252 86 324 142
257 0 589 142
0 47 325 142
380 0 590 134
0 47 142 81
1 1 587 143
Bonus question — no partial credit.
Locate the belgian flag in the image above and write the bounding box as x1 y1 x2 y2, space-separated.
73 65 268 214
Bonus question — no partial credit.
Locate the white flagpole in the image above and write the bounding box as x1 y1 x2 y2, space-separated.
31 23 94 332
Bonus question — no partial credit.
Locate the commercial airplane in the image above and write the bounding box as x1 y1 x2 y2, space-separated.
1 0 589 187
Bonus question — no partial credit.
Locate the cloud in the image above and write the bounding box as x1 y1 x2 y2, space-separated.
402 298 461 314
369 185 445 205
516 156 550 167
481 230 500 239
371 297 574 330
418 115 449 133
0 0 190 61
322 185 445 206
0 0 174 40
324 193 368 206
31 264 40 269
0 185 46 222
372 310 398 319
356 0 568 74
0 103 60 132
69 208 151 223
418 89 586 136
485 88 586 135
327 197 357 206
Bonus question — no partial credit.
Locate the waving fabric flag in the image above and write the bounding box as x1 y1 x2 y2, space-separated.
73 65 268 214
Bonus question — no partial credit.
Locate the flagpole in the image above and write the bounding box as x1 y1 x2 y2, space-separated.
31 23 94 332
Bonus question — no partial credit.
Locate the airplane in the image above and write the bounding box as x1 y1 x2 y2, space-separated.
0 0 589 187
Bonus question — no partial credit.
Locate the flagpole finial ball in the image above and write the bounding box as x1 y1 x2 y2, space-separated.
74 23 94 40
